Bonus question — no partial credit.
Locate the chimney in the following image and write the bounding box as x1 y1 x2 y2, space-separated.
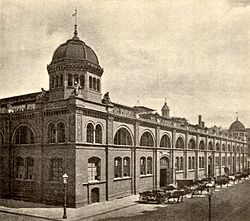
198 115 202 127
202 121 205 128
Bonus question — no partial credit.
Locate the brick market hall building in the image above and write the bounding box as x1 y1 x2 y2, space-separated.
0 24 248 207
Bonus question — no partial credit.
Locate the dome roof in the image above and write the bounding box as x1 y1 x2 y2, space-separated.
161 102 170 111
51 36 99 65
229 119 245 132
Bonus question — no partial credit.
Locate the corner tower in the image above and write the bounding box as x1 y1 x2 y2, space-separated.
47 24 103 103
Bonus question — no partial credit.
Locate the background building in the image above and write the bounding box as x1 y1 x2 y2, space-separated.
0 28 248 208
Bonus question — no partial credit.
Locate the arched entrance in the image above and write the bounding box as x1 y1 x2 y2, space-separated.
208 156 213 177
160 157 171 187
91 188 100 203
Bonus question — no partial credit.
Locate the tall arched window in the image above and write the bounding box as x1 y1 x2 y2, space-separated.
199 140 205 150
89 76 93 89
192 157 195 169
188 157 191 170
80 75 85 88
216 143 220 151
97 79 100 91
57 122 65 143
123 157 130 177
140 132 154 147
188 139 196 149
93 78 96 90
228 144 231 152
25 157 34 180
59 74 63 86
202 157 204 168
180 157 183 170
74 74 79 84
87 123 94 143
208 142 213 150
49 158 63 181
114 157 122 178
95 124 102 144
48 123 56 143
199 157 201 168
56 75 59 87
176 137 184 149
222 144 226 151
15 157 24 179
114 128 132 146
68 74 73 86
88 157 101 181
160 135 171 148
140 157 146 175
147 157 153 174
14 125 34 144
176 157 180 171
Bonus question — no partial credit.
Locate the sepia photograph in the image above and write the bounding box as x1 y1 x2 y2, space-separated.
0 0 250 220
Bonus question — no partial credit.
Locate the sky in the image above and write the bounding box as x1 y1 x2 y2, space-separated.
0 0 249 128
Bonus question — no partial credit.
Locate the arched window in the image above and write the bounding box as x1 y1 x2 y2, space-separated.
216 143 220 151
25 157 34 180
140 132 154 147
48 123 56 143
160 157 170 168
97 79 100 91
188 157 191 170
15 157 24 179
87 123 94 143
57 122 65 143
176 137 184 149
14 125 34 144
140 157 146 175
93 78 96 90
208 142 213 150
233 145 235 152
222 144 226 151
80 75 85 88
160 135 171 148
147 157 153 174
89 76 93 89
74 74 79 84
114 128 132 146
95 124 102 144
49 158 63 181
54 76 57 88
176 157 179 171
88 157 101 181
123 157 130 176
68 74 73 86
228 144 231 152
199 157 201 168
59 74 63 86
188 139 196 149
199 140 205 150
180 157 183 170
192 157 195 169
56 75 59 87
202 157 204 168
51 76 55 88
114 157 122 178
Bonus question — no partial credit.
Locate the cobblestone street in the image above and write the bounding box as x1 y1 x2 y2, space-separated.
91 179 250 221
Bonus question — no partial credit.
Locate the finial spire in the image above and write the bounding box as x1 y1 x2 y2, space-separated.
236 112 239 121
72 8 78 39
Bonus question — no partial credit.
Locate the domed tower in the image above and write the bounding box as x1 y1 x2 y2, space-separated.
161 101 170 118
47 24 103 102
229 116 246 138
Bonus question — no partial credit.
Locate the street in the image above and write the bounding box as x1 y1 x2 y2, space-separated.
91 180 250 221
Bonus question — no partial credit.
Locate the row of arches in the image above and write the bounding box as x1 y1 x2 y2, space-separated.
68 74 85 88
89 76 100 92
51 74 63 88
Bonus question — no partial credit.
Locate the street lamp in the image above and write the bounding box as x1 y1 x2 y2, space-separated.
62 173 68 219
206 182 214 221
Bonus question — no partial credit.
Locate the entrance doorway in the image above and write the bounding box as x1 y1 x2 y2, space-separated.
160 157 171 187
91 188 100 203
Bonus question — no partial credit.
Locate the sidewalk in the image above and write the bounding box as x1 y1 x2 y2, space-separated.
0 195 139 221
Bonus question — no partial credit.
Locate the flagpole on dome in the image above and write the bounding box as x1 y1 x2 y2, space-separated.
72 8 78 39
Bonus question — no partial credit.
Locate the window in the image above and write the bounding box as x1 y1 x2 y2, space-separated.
88 157 101 181
188 157 191 170
93 78 96 90
57 122 65 143
147 157 153 174
16 157 25 179
140 132 154 147
216 143 220 151
87 123 94 143
114 157 122 178
188 139 195 149
50 158 63 181
74 74 79 84
25 157 34 180
80 75 85 88
176 137 184 149
114 128 132 146
59 74 63 86
89 76 93 89
160 135 171 148
228 157 231 165
199 141 205 150
228 144 231 152
123 157 130 176
222 144 226 151
199 157 201 168
14 125 34 144
208 142 213 150
68 74 73 86
48 123 56 143
0 133 3 145
180 157 183 170
140 157 146 175
215 157 220 167
192 157 195 169
54 76 57 88
222 157 226 166
95 124 102 144
97 79 100 91
175 157 179 171
202 157 204 168
56 75 59 87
